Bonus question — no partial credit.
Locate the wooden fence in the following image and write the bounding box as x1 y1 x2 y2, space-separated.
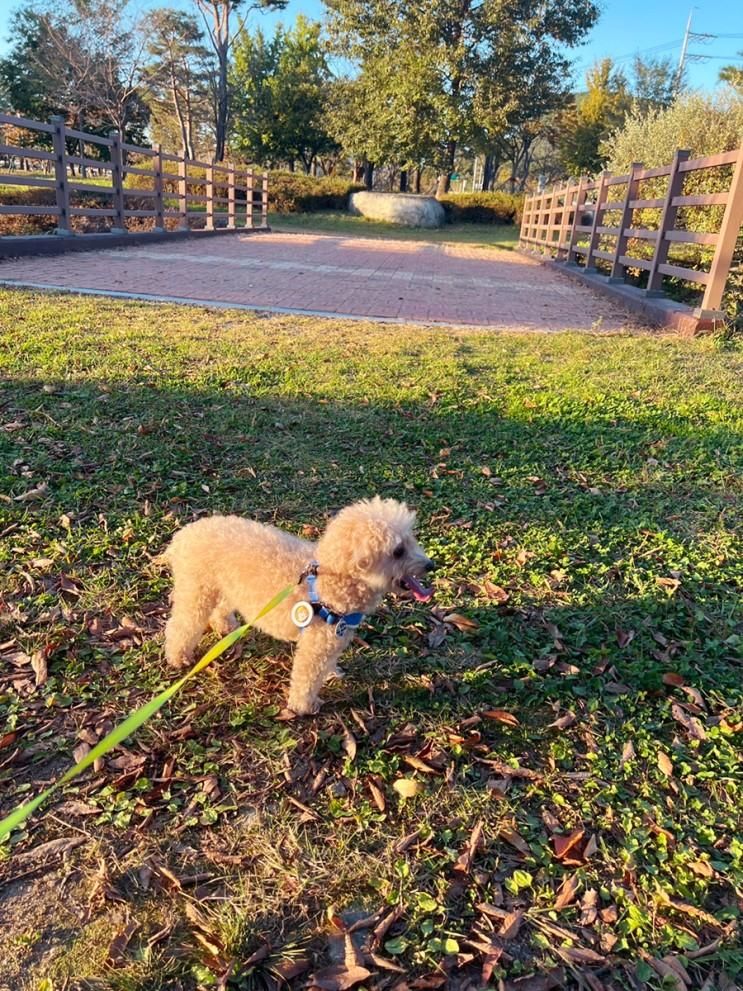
0 113 268 236
519 142 743 320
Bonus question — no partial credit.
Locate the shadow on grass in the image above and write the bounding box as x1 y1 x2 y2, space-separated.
2 373 739 697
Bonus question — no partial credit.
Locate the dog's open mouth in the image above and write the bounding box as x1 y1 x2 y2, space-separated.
399 575 433 602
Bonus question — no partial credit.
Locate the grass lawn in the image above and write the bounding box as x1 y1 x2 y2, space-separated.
0 288 741 990
270 211 520 249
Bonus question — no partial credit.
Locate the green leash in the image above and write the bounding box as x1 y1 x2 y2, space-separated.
0 584 294 843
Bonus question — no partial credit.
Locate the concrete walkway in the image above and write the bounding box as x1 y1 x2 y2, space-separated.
0 231 640 331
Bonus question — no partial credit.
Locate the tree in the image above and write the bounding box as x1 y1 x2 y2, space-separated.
192 0 287 161
324 0 599 195
143 8 213 158
326 49 442 188
230 17 337 172
558 58 631 176
0 0 150 145
719 52 743 95
631 55 678 110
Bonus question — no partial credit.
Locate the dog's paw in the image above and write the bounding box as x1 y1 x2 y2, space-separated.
165 651 192 670
285 696 320 717
324 665 346 682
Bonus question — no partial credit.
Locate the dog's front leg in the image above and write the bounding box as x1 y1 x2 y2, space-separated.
287 624 349 715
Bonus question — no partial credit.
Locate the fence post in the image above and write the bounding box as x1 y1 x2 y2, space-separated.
205 163 215 230
698 141 743 315
556 181 574 260
585 171 610 272
49 115 72 236
261 171 269 227
566 176 587 265
153 143 165 233
518 193 530 248
109 130 126 233
646 149 690 296
227 163 235 229
609 161 643 281
246 168 254 229
178 152 188 230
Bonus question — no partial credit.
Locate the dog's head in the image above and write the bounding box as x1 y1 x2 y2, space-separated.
316 497 434 601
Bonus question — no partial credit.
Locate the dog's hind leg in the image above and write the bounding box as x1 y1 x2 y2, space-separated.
209 598 239 636
287 625 349 715
164 580 216 669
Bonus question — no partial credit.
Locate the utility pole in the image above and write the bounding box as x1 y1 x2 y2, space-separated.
675 9 693 94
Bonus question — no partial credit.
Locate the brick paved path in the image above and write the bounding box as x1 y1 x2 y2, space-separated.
0 231 638 330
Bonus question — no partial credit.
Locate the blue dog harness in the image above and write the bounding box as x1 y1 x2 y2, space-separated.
292 561 364 638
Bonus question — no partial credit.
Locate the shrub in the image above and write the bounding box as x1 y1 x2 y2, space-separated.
602 90 743 171
438 191 523 225
267 171 364 212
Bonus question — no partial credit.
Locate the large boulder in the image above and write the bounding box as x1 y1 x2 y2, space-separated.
349 191 445 228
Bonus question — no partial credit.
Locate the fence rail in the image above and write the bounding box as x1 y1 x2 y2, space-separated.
519 142 743 321
0 113 268 237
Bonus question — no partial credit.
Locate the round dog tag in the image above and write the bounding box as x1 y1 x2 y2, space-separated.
291 600 314 628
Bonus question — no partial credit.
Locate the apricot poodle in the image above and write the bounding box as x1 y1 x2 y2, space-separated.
161 497 434 714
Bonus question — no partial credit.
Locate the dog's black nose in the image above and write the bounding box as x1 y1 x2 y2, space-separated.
424 558 436 573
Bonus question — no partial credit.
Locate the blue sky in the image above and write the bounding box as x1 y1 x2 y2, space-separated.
0 0 740 91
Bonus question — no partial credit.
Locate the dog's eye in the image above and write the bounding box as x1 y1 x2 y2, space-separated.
393 544 405 559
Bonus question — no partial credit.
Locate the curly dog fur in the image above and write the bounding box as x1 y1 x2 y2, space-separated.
161 497 433 714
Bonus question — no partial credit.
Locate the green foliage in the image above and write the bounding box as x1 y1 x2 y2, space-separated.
266 170 363 211
230 17 337 171
438 191 523 225
603 89 743 171
324 0 599 187
559 58 632 177
719 52 743 94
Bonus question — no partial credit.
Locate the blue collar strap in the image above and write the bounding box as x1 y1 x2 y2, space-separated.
293 562 364 638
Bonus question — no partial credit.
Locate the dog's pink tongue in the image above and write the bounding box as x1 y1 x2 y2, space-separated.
405 575 433 602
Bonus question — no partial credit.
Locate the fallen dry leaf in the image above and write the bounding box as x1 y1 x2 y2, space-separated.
443 612 479 633
548 711 576 731
482 709 520 727
552 829 585 862
339 719 357 761
616 627 636 648
14 481 49 502
620 740 636 765
556 946 606 965
392 778 422 799
657 751 674 777
106 918 139 967
662 672 686 687
453 820 484 874
482 580 510 604
499 909 523 940
656 576 681 594
499 827 530 856
579 888 599 926
671 703 706 741
553 873 579 910
366 776 386 813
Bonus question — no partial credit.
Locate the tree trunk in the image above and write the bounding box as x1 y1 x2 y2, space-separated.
353 160 363 183
363 160 374 190
399 169 408 192
436 140 456 196
482 154 497 191
414 167 421 193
